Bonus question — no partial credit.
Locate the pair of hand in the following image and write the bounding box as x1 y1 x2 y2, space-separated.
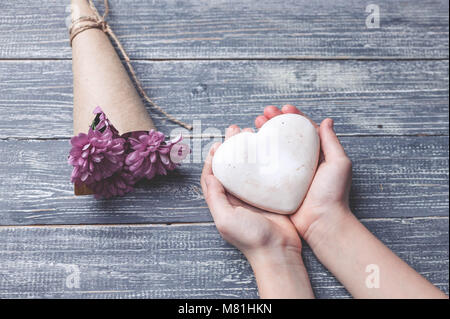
200 104 352 259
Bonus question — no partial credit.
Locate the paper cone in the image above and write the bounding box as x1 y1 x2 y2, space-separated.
71 0 156 195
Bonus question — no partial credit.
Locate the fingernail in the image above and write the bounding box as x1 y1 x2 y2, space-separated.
226 125 235 134
329 118 334 129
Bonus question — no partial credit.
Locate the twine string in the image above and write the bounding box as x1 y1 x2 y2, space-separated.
69 0 193 130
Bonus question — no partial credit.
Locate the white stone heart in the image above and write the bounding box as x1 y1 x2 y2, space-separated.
212 114 320 214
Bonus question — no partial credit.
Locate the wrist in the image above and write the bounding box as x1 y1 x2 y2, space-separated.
244 246 314 299
302 205 354 252
245 245 303 270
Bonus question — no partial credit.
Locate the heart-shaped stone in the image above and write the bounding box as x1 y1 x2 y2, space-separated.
212 114 320 214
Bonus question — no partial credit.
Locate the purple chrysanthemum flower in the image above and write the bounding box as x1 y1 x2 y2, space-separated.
125 130 187 180
69 128 126 185
69 106 189 199
88 169 135 199
169 142 190 165
92 106 119 135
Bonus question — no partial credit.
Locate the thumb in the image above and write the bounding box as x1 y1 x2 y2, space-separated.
319 118 347 161
205 175 232 219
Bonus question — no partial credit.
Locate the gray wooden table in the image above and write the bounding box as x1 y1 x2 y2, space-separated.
0 0 448 298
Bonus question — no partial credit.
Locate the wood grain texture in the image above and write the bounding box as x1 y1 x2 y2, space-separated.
0 0 448 59
0 136 447 225
0 218 447 298
0 0 448 299
0 60 448 139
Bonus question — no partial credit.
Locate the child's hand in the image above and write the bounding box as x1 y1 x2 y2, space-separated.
201 125 314 298
201 126 302 258
255 105 352 239
256 105 447 298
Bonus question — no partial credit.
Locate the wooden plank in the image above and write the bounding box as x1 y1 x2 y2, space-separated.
0 136 447 225
0 60 448 139
0 218 447 298
0 0 448 59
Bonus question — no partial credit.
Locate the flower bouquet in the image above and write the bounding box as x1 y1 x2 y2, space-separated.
68 0 189 198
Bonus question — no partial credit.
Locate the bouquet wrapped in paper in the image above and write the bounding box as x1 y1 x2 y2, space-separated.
68 0 189 198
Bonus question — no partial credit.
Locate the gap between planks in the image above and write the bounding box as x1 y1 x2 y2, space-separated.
0 216 447 229
1 133 449 141
0 57 448 62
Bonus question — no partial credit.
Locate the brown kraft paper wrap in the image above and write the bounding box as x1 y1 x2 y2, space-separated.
70 0 156 195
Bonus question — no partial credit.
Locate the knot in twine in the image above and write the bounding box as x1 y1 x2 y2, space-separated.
69 0 193 130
